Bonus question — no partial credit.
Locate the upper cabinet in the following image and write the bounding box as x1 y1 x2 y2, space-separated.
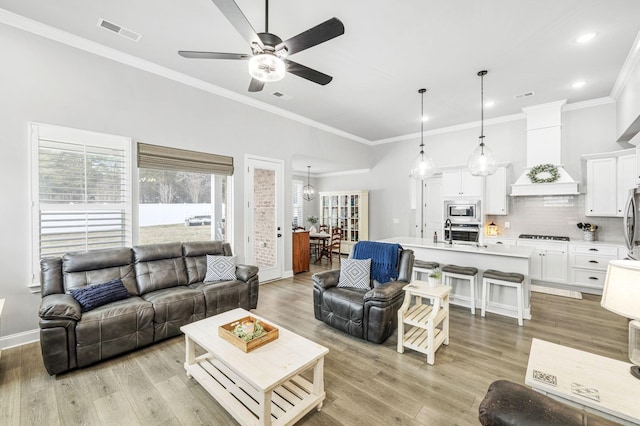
584 150 636 217
442 169 483 198
484 166 508 215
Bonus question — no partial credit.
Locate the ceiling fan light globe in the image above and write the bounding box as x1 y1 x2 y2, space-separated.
468 143 498 176
248 54 285 82
410 152 436 180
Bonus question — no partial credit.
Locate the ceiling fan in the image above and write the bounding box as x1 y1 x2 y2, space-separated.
179 0 345 92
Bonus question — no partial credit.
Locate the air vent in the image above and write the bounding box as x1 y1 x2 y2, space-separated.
272 91 293 100
514 91 535 99
97 18 142 42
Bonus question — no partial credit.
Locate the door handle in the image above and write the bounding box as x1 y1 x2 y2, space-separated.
588 260 599 263
589 248 599 251
277 233 282 237
588 276 599 280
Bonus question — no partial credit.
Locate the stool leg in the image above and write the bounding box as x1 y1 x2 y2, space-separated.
516 283 524 326
481 278 488 318
470 275 476 315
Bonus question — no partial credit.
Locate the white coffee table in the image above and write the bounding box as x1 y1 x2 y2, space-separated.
526 338 640 425
181 308 329 426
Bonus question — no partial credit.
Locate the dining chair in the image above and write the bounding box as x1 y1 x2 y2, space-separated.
328 227 342 264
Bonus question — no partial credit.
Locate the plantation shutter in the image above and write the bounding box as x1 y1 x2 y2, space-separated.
292 180 304 227
137 143 234 176
32 123 132 264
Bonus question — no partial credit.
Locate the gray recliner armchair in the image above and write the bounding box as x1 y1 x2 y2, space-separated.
312 245 414 343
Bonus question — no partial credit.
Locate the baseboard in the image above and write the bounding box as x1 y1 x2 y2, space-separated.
0 328 39 350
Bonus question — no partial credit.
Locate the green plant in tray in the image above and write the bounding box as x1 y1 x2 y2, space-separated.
233 319 265 342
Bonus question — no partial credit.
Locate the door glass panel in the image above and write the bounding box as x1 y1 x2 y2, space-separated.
253 168 275 269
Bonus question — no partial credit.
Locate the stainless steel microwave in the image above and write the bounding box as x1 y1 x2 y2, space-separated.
444 200 481 223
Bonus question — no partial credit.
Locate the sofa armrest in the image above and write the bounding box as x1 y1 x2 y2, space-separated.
364 280 408 303
312 270 340 289
39 294 82 321
236 264 259 282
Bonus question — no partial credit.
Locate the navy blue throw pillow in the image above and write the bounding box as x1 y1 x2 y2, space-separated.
69 278 130 312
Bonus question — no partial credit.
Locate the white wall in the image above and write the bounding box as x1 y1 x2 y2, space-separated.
0 23 371 341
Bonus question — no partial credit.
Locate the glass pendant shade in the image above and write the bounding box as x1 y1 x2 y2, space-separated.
410 151 436 180
248 54 285 82
468 141 498 176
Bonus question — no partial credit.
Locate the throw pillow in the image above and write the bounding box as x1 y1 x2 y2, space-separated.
205 255 237 281
337 258 371 290
69 278 130 313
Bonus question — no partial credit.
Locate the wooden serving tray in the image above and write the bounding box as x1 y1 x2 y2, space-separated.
218 316 279 352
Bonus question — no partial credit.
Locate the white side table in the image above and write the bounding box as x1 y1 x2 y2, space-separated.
526 338 640 425
397 281 450 365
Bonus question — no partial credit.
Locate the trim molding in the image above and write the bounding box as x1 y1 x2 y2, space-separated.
611 29 640 100
0 8 370 145
0 329 39 350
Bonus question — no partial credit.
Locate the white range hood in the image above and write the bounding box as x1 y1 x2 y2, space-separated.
511 100 580 197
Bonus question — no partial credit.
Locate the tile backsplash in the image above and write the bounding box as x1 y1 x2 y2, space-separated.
486 195 625 244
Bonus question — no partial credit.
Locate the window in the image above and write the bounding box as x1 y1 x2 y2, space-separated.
30 123 132 286
136 143 233 246
292 179 304 228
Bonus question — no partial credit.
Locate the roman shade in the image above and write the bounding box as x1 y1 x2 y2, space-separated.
137 143 234 176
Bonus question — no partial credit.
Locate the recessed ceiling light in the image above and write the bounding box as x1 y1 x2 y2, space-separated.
576 32 597 43
484 101 495 108
572 80 586 88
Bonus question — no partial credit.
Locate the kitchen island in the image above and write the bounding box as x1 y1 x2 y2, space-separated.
379 237 535 322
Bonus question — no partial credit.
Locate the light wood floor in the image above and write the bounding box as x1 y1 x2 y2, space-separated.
0 263 630 425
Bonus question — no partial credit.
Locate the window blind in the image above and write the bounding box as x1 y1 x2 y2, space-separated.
137 143 234 176
292 180 303 227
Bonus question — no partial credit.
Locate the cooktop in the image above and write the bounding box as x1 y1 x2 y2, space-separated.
518 234 570 241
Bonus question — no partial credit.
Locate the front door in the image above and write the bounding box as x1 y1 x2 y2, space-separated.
244 156 284 282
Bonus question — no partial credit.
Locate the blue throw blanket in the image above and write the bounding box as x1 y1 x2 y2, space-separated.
352 241 401 284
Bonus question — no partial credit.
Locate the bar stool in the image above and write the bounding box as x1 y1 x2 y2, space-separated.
481 269 525 326
441 265 478 314
413 260 440 281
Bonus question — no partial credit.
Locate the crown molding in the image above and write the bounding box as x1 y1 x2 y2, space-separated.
0 8 370 145
610 29 640 100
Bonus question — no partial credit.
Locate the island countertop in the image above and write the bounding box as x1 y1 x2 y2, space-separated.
378 237 534 259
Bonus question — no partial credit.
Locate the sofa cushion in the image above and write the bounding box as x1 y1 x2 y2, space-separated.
62 247 138 295
133 242 188 294
142 287 206 341
337 258 371 290
190 280 250 316
320 287 366 338
69 278 130 312
183 241 233 284
205 255 236 281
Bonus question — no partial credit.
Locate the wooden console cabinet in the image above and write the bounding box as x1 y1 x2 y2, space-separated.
292 231 310 273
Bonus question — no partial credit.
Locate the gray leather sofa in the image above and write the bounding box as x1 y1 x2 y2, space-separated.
312 248 414 343
38 241 259 375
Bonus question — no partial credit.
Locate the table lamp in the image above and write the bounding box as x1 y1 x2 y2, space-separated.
601 260 640 379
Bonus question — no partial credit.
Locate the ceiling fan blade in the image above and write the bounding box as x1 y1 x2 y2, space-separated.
277 18 344 56
248 78 265 92
210 0 264 49
284 59 333 85
178 51 250 60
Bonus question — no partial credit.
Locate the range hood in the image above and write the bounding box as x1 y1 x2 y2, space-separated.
511 100 580 196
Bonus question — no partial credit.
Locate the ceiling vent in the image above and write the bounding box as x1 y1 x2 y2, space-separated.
97 18 142 42
514 91 535 99
272 91 293 100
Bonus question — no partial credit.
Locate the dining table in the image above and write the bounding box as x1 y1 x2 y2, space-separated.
310 232 331 263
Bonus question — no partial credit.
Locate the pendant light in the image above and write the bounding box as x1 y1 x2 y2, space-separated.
468 70 498 176
409 88 436 180
303 165 315 201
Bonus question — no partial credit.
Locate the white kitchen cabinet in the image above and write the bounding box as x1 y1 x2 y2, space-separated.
585 153 636 217
517 240 568 283
484 237 517 247
484 166 508 215
442 169 483 198
569 243 621 293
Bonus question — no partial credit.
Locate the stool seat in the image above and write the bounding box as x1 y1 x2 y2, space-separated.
483 269 524 283
415 260 439 270
442 265 478 276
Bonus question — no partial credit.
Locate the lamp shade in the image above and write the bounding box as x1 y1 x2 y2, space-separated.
410 151 436 180
468 143 498 176
601 260 640 320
